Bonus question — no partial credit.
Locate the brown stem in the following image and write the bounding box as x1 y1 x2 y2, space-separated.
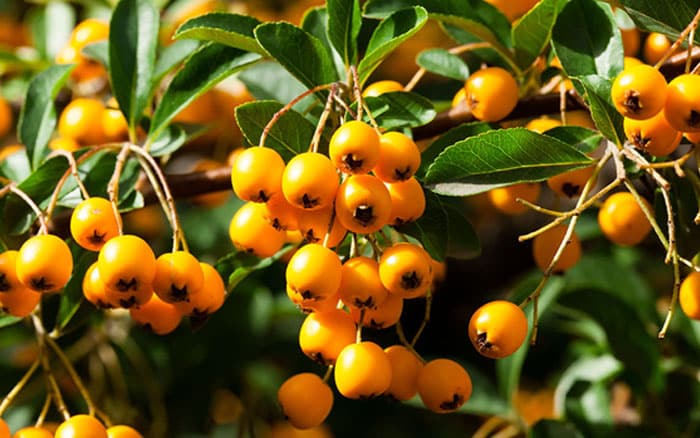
654 8 700 69
0 359 40 417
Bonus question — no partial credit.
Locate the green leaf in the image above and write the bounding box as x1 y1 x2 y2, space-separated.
239 61 310 109
396 190 480 261
149 124 188 157
57 247 97 331
148 43 261 141
109 0 159 131
497 275 566 405
254 22 339 91
0 148 31 182
573 75 625 146
554 355 623 411
363 91 436 130
551 0 623 79
152 39 201 88
301 7 346 80
513 0 564 68
81 40 109 68
543 126 603 154
424 128 593 196
173 12 265 55
419 121 497 178
357 7 428 85
620 0 700 38
27 1 75 60
0 315 23 329
18 64 74 170
216 250 279 298
416 48 470 80
530 419 585 438
327 0 361 66
235 101 317 162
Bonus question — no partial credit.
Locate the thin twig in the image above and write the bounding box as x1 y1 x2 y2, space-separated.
350 66 363 121
9 185 49 234
34 394 51 427
309 84 337 154
0 359 40 417
410 290 432 348
107 144 131 235
50 149 90 200
654 8 700 69
404 42 491 92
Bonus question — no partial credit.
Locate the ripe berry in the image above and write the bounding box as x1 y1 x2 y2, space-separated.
328 120 381 174
334 341 392 399
643 32 671 65
230 147 285 202
335 174 392 234
70 197 120 251
0 251 41 317
624 110 682 156
57 98 106 145
263 194 301 231
372 132 421 182
598 192 651 246
70 19 109 48
229 202 287 257
282 152 339 210
129 293 182 335
384 345 423 401
97 235 156 307
362 80 404 97
680 272 700 320
465 67 519 122
469 300 528 359
611 64 666 120
417 358 472 413
82 262 114 309
13 427 53 438
278 373 333 429
153 251 204 304
299 309 356 365
296 207 347 248
286 243 342 303
546 166 595 198
525 117 561 133
106 425 143 438
385 177 426 225
488 183 540 215
0 419 8 438
532 224 582 273
16 235 73 293
174 263 225 317
338 256 389 310
664 74 700 132
55 415 108 438
350 293 403 329
379 243 433 299
0 96 12 139
101 106 129 142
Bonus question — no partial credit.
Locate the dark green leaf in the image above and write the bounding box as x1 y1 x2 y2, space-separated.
363 91 436 130
327 0 361 66
0 144 31 183
109 0 159 131
0 315 23 329
235 101 317 161
81 40 109 68
419 121 497 178
620 0 700 38
416 48 470 80
530 419 584 438
27 1 75 60
424 128 593 196
573 75 625 146
173 12 265 55
149 124 188 157
513 0 564 68
565 382 614 432
396 190 480 261
357 7 428 85
57 247 97 330
551 0 623 79
216 250 279 298
149 43 261 141
18 64 74 170
152 39 201 88
543 126 603 154
254 22 339 91
301 7 347 80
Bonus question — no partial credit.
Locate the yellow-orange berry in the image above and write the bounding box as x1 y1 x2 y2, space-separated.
334 174 392 234
278 373 333 430
624 110 681 156
334 341 392 399
385 177 426 225
598 192 651 246
362 80 404 97
229 202 287 257
129 294 182 335
680 272 700 320
372 132 421 182
384 345 423 401
466 67 519 122
70 197 120 251
282 152 339 210
416 358 472 413
488 183 540 215
153 251 204 304
298 309 356 365
231 147 285 202
329 121 381 174
55 415 108 438
16 235 73 293
469 300 528 359
664 73 700 133
378 243 433 299
611 64 666 120
532 224 582 273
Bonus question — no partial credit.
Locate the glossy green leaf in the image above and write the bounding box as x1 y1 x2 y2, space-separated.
239 61 311 110
149 124 188 157
620 0 700 38
17 64 74 170
530 420 584 438
513 0 564 68
235 101 317 162
419 121 497 177
173 12 265 55
57 247 97 331
81 40 109 68
254 22 339 91
424 128 593 196
357 7 428 85
396 190 480 261
0 315 23 329
149 43 261 141
327 0 361 66
552 0 623 79
0 148 31 183
554 354 622 413
363 91 436 130
301 7 346 79
573 75 625 146
216 250 279 298
109 0 159 131
416 48 470 80
152 39 201 88
543 126 603 154
28 1 75 60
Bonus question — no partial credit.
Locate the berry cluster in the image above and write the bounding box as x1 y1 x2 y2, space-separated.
1 414 142 438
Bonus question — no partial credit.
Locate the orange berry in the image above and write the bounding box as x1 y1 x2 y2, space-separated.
621 27 640 57
372 132 421 182
384 345 423 401
598 192 651 246
70 19 109 49
643 32 671 65
328 121 381 174
263 193 301 231
334 341 392 399
334 174 392 234
611 64 666 120
532 224 582 273
488 183 540 215
416 358 472 413
153 251 204 304
286 243 342 303
58 98 106 145
129 293 182 335
664 73 700 132
229 202 287 257
282 152 339 210
16 235 73 293
296 207 347 248
231 147 285 202
278 373 333 430
484 0 538 21
623 56 644 69
97 235 156 307
298 309 356 365
469 300 528 359
525 117 561 133
378 243 433 299
70 197 120 251
0 251 41 317
102 107 129 142
338 256 388 310
546 165 595 198
451 87 467 108
13 427 54 438
680 272 700 320
106 425 143 438
0 419 8 438
624 110 681 156
55 415 108 438
82 262 113 309
466 67 519 122
362 80 404 97
49 137 80 152
174 263 225 317
385 177 426 225
0 96 12 139
55 44 107 83
350 293 403 329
